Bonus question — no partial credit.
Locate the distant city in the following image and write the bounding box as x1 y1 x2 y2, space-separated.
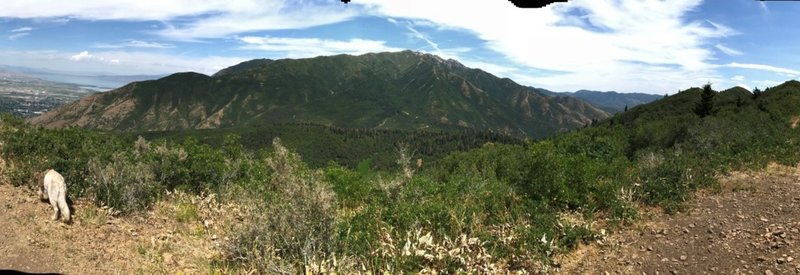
0 67 163 117
0 71 94 117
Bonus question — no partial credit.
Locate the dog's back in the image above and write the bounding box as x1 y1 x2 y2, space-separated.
42 169 70 222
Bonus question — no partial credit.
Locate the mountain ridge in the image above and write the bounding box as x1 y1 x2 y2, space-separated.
28 51 611 138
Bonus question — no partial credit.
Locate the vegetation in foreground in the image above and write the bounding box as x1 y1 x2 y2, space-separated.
2 81 800 273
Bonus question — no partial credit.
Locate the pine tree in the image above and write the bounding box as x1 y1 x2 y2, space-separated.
695 83 715 118
752 87 762 99
624 105 628 112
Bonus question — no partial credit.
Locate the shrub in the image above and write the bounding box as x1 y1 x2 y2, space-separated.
226 138 338 272
86 152 158 213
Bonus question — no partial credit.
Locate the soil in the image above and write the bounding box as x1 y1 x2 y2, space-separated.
559 163 800 275
0 183 222 274
0 184 150 274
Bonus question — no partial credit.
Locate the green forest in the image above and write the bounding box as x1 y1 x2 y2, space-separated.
3 81 800 273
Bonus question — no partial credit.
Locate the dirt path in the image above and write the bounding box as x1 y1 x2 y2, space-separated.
0 184 151 274
0 183 224 274
559 163 800 275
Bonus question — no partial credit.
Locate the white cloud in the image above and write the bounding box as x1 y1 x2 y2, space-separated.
405 25 440 51
715 44 743 56
730 75 745 81
69 51 94 61
0 0 360 40
10 26 34 32
353 0 737 93
68 50 131 65
93 40 174 49
725 62 800 76
238 36 403 58
0 0 751 92
8 32 29 40
7 26 33 40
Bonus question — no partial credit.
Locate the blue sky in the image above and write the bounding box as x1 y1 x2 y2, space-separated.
0 0 798 94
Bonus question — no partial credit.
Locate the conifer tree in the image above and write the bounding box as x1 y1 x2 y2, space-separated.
695 83 715 118
753 87 762 99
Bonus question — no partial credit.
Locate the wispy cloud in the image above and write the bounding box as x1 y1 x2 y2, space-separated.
8 32 29 40
731 75 745 81
405 25 440 51
0 0 360 40
715 44 743 56
7 26 33 40
354 0 736 92
93 40 174 49
238 36 403 58
725 62 800 76
10 26 34 32
758 1 770 16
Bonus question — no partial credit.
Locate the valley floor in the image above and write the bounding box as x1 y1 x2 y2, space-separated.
2 163 800 274
559 163 800 275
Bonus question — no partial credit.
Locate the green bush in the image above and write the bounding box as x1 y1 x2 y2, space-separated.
226 138 338 272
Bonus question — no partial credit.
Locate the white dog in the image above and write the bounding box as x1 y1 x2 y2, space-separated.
39 169 70 223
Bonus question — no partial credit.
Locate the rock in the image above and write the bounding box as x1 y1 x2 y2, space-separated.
777 258 786 264
765 270 774 275
163 253 174 265
680 255 687 261
647 246 654 251
788 256 794 262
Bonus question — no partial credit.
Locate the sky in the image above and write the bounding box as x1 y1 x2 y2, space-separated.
0 0 798 94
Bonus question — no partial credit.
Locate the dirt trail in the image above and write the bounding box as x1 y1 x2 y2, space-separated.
559 163 800 275
0 184 150 274
0 183 223 274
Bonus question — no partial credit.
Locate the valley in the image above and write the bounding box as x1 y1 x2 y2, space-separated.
0 71 94 117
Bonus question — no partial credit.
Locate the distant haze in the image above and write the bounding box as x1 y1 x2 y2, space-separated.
0 65 163 91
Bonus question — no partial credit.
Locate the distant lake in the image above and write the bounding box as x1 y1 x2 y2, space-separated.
29 73 121 90
21 71 162 92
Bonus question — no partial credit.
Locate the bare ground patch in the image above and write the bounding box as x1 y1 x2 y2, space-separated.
558 163 800 274
0 184 230 274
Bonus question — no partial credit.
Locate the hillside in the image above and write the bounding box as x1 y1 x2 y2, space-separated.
4 80 800 273
559 163 800 274
560 90 662 113
28 51 610 138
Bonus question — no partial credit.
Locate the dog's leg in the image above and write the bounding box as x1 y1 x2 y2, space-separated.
57 192 70 222
48 195 59 221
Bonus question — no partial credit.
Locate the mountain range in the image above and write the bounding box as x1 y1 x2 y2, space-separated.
28 51 619 138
